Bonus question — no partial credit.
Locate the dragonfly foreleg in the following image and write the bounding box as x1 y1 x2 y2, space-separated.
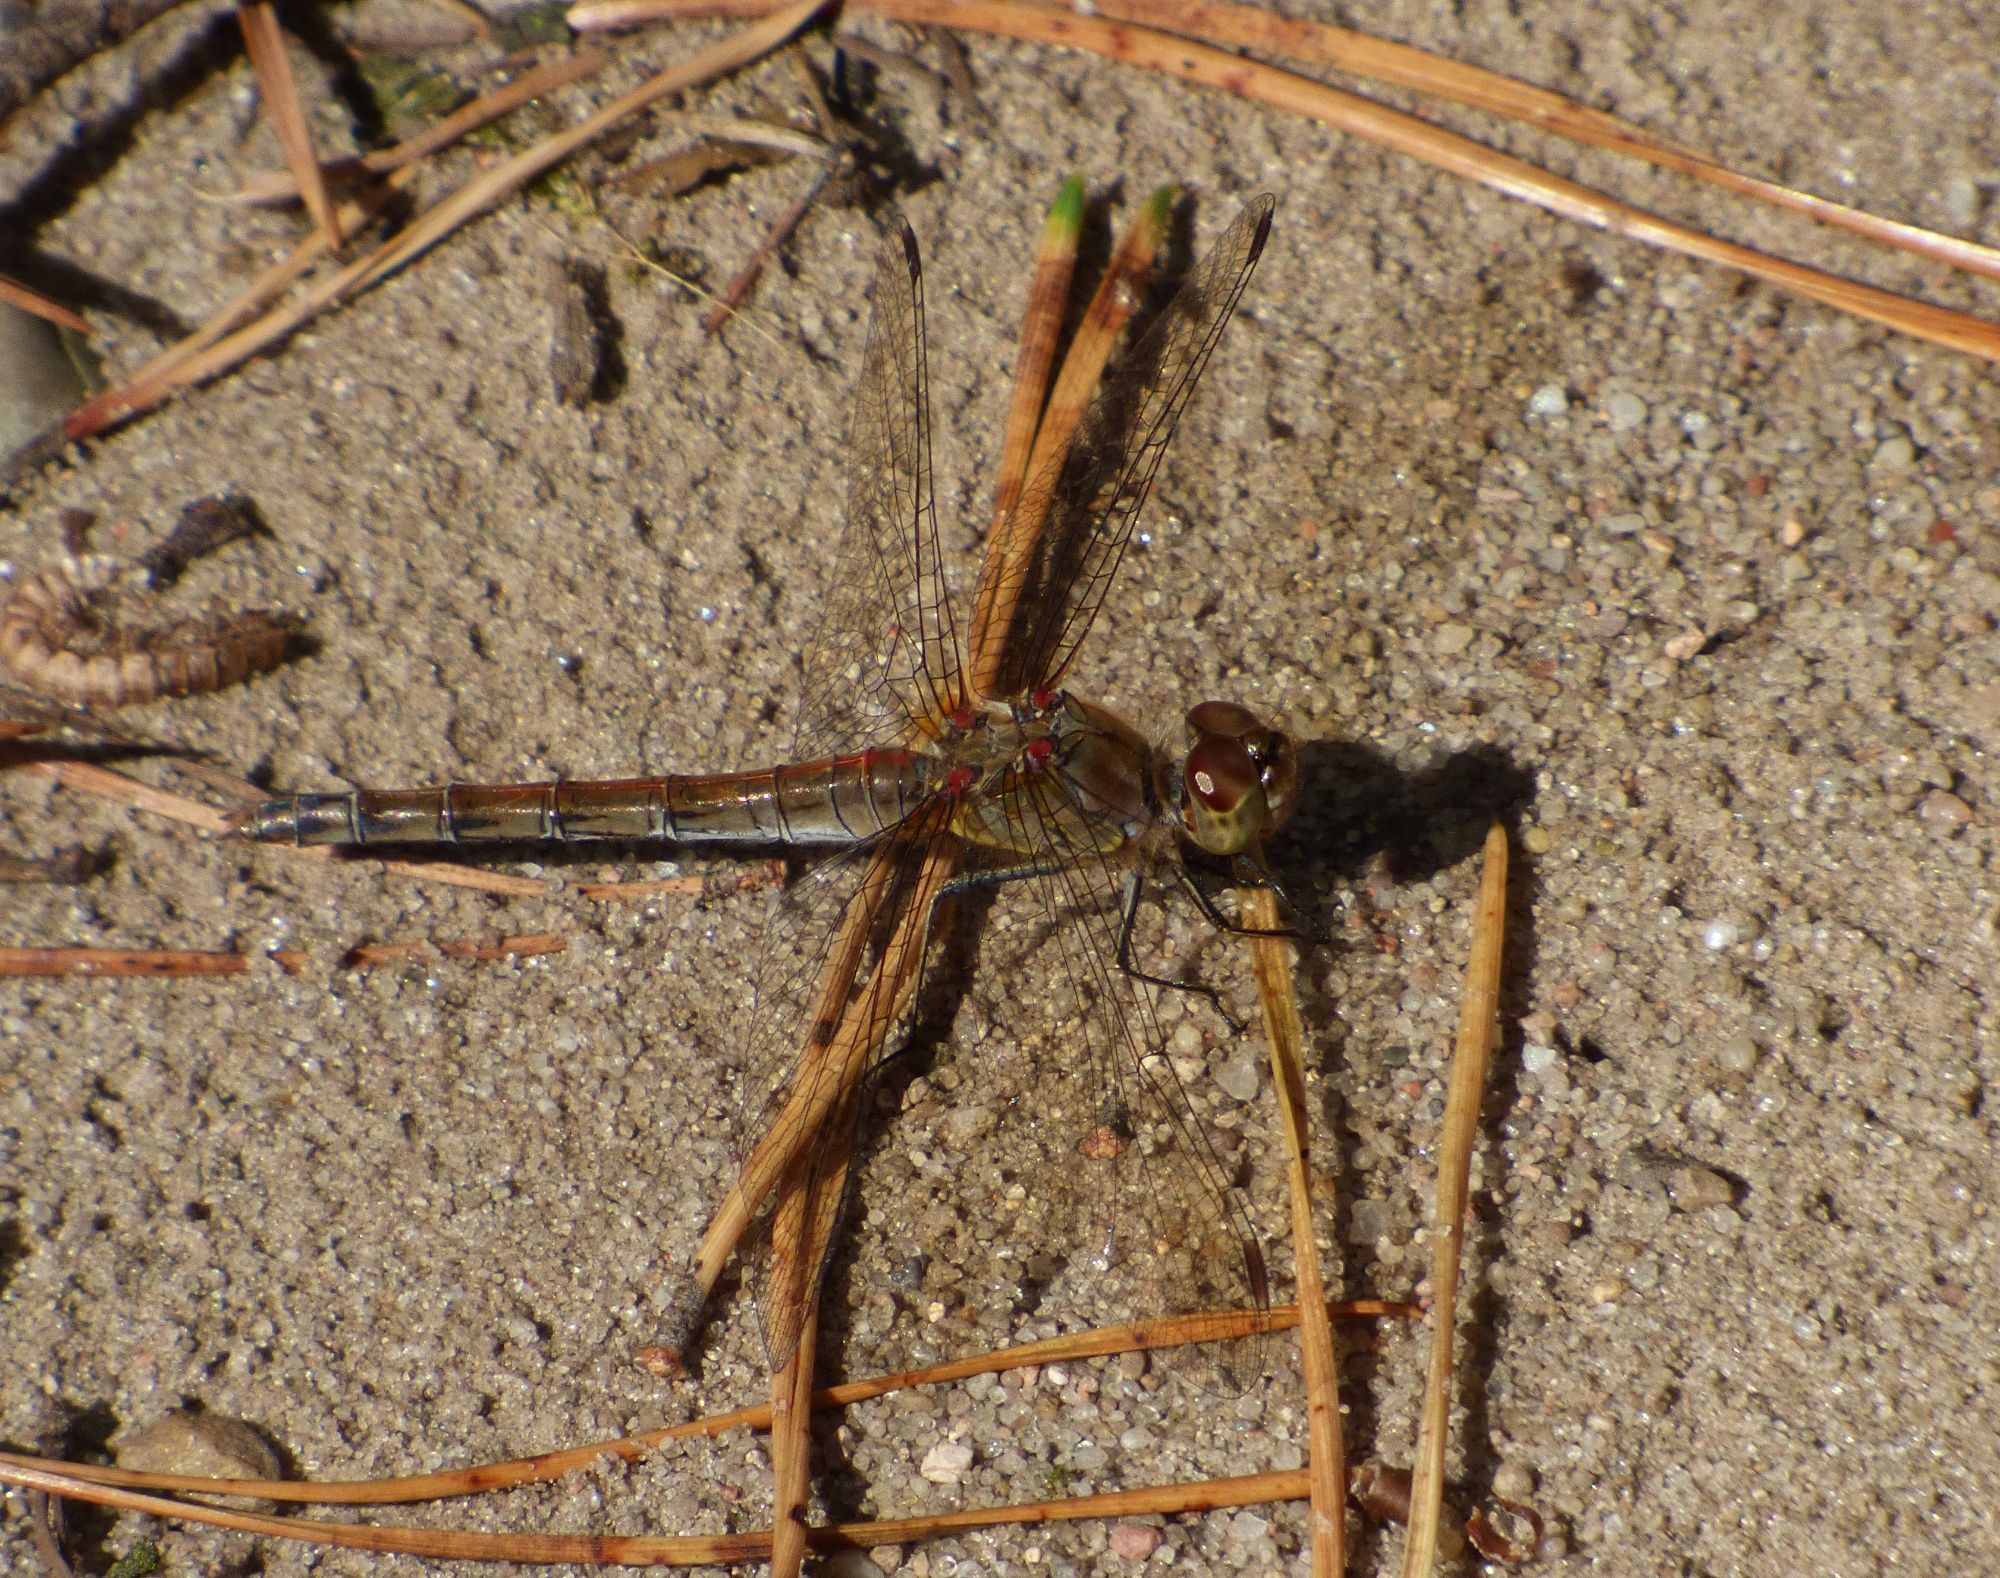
936 861 1245 1030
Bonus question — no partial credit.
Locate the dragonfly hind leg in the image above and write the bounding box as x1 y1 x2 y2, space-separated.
1113 869 1252 1035
1117 863 1328 1036
935 860 1242 1030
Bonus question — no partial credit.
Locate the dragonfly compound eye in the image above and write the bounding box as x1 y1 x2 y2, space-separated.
1185 698 1261 743
1256 729 1300 834
1182 734 1267 856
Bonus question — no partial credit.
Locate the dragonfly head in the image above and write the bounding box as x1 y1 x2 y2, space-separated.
1178 700 1298 857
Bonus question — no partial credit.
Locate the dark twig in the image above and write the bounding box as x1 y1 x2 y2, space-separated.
139 492 267 590
703 161 837 332
0 846 97 884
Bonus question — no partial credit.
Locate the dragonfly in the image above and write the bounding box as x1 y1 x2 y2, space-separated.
241 190 1290 1390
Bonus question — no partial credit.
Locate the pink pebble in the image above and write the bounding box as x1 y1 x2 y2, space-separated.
1109 1522 1163 1561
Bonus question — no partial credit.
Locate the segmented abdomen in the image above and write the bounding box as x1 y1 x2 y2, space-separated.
237 751 933 847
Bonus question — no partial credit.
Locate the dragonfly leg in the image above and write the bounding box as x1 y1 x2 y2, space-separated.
935 861 1059 899
1180 860 1327 948
1115 869 1245 1035
937 862 1246 1031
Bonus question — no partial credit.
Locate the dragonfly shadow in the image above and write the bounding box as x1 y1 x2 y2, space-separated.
1270 730 1535 1123
1273 736 1535 896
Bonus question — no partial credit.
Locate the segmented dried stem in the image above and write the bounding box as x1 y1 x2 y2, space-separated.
0 559 295 708
1402 823 1509 1575
1244 883 1345 1575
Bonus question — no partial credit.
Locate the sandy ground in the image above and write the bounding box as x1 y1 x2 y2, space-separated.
2 2 1997 1575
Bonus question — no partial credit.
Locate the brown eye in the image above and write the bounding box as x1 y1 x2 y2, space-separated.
1187 699 1260 744
1186 735 1258 811
1182 735 1267 855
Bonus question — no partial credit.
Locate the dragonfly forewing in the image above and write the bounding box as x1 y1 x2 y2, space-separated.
979 195 1276 699
794 217 965 760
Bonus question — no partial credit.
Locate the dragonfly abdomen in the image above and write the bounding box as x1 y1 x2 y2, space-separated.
237 752 932 847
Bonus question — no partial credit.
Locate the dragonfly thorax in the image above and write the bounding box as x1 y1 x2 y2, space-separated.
943 690 1157 858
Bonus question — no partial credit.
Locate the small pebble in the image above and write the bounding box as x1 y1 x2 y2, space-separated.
943 1102 997 1147
821 1553 890 1578
1701 918 1742 951
919 1440 974 1485
0 303 88 470
1346 1196 1391 1244
1527 382 1569 418
1491 1460 1538 1503
1779 517 1808 547
1520 1042 1559 1075
1918 789 1973 833
1717 1033 1761 1075
1109 1523 1164 1561
1944 174 1983 228
1662 627 1707 662
1586 1278 1624 1305
119 1411 283 1510
1602 389 1647 431
1870 434 1917 472
1430 621 1474 656
1667 1164 1736 1211
1521 825 1553 855
1216 1050 1261 1103
1600 511 1645 536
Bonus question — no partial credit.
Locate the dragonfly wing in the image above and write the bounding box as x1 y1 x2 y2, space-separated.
898 773 1273 1392
793 218 966 760
989 195 1274 699
712 218 971 1372
725 818 962 1374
